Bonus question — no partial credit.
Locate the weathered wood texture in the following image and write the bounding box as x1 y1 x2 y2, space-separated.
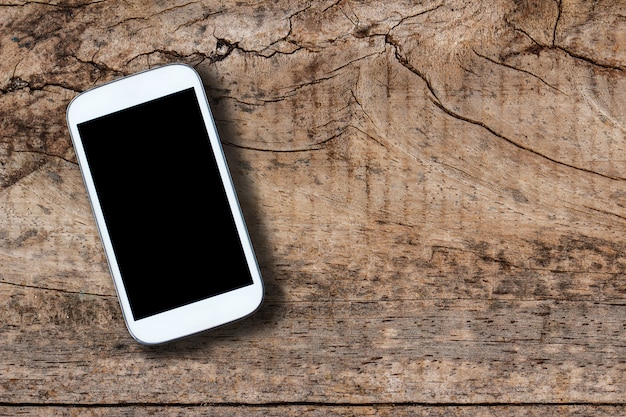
2 405 626 417
2 0 626 413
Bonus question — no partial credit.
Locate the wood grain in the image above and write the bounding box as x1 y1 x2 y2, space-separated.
1 0 626 413
2 405 626 417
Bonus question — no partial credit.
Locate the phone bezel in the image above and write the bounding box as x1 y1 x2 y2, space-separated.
67 64 263 345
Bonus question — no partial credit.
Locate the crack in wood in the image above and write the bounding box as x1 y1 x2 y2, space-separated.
552 0 562 46
0 279 112 298
0 1 105 8
385 34 626 182
2 401 626 407
471 49 566 94
8 148 76 165
507 3 624 72
0 76 82 95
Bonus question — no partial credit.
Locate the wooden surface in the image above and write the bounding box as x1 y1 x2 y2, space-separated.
2 0 626 415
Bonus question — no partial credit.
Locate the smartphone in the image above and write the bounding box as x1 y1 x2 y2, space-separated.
66 64 263 345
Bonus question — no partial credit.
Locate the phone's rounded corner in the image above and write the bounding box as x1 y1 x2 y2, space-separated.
128 332 157 347
255 281 265 311
125 322 167 347
243 281 265 322
249 299 264 322
165 62 195 71
160 62 202 82
65 90 83 129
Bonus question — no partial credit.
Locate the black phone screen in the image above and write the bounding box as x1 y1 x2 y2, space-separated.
77 88 253 320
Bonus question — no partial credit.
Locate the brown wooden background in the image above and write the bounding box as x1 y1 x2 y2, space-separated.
2 0 626 415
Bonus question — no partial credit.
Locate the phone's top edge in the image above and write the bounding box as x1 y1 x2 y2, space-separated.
66 63 202 125
71 62 195 97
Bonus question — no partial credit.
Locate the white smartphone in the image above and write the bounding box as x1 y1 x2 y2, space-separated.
67 64 263 345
